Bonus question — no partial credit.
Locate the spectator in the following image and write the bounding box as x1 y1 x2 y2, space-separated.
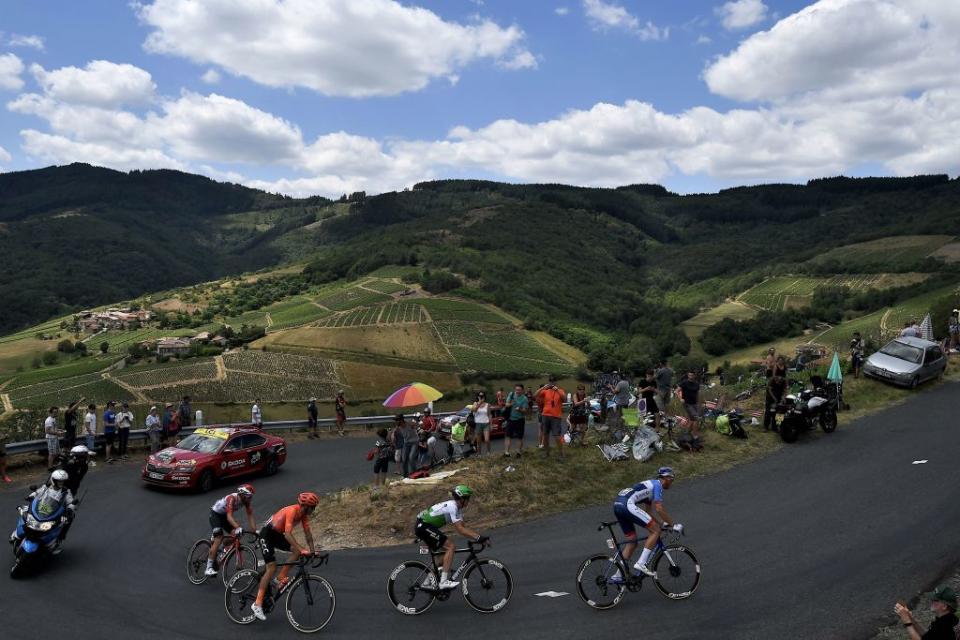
764 348 777 378
307 398 319 439
178 395 192 428
161 402 174 448
765 375 787 431
145 406 161 454
421 407 437 433
568 384 589 443
63 398 84 450
535 376 566 459
774 355 788 378
390 414 406 470
399 413 418 477
372 428 391 487
415 428 431 471
450 417 469 460
472 392 492 456
608 374 631 429
116 402 134 460
894 584 958 640
495 387 505 409
535 384 547 448
949 310 959 351
102 401 117 463
83 403 97 457
44 406 63 470
900 321 922 339
0 435 9 483
655 360 674 414
503 383 529 457
637 370 660 431
334 390 347 436
678 371 702 438
850 331 865 379
251 399 263 427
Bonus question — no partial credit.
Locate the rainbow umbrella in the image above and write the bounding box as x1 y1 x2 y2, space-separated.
383 382 444 408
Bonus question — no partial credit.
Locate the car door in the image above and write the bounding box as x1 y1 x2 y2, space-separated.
241 434 268 472
924 346 945 381
220 435 248 478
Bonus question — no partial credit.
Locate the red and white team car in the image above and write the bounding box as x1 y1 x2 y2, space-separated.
142 425 287 492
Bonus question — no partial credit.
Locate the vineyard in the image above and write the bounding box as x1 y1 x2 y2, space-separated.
367 265 421 279
115 360 219 388
361 280 408 294
737 274 932 311
9 373 134 409
223 350 339 381
315 287 392 311
434 322 573 373
155 372 337 403
314 303 426 328
223 310 269 328
5 356 122 390
265 300 331 330
418 298 512 324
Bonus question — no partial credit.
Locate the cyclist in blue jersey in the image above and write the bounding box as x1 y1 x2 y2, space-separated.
610 466 682 582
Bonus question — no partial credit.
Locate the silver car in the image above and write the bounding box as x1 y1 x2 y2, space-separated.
863 336 947 388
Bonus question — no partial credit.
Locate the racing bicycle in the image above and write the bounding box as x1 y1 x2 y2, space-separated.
576 521 701 610
225 552 336 633
186 530 260 587
386 539 512 615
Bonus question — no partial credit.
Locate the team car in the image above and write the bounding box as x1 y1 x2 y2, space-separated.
141 426 287 492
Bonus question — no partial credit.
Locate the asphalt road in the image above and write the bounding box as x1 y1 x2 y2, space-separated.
1 384 958 639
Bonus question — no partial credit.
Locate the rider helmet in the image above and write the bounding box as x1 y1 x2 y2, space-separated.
237 484 255 499
452 485 473 500
51 469 69 486
70 445 89 457
657 466 675 478
298 492 320 508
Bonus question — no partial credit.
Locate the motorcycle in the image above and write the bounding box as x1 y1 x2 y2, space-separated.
9 485 77 578
775 379 838 443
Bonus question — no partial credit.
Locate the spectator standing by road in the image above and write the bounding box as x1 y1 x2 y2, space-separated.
655 361 674 414
678 371 702 438
161 402 173 447
568 385 589 443
44 407 63 470
764 348 777 378
949 310 959 351
398 414 418 476
251 399 263 427
608 374 631 429
83 404 97 456
535 376 566 459
102 401 117 463
472 392 492 456
894 584 958 640
503 383 529 457
773 355 788 378
145 406 161 453
850 332 865 379
178 396 192 428
372 428 392 487
116 402 134 460
764 375 787 431
307 398 319 439
334 390 347 436
637 370 660 431
495 388 505 411
63 398 83 450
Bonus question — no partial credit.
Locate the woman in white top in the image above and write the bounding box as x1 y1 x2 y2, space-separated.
472 392 491 455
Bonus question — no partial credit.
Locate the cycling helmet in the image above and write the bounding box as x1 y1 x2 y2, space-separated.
657 466 675 479
51 469 69 485
70 445 89 457
298 492 320 508
237 484 255 498
452 485 473 500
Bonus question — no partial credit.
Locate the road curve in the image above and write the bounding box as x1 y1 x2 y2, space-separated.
1 384 959 639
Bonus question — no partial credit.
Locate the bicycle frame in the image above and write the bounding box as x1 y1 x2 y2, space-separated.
598 522 680 582
419 541 488 591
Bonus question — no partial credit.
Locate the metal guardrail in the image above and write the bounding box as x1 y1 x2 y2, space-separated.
4 412 458 457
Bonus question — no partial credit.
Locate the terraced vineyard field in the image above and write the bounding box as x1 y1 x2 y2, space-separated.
418 298 512 324
737 273 933 311
316 287 392 311
807 235 954 270
223 350 339 381
223 310 269 328
5 356 122 390
115 360 219 388
362 280 407 294
315 303 425 328
10 373 134 409
434 322 573 373
265 299 331 330
367 265 421 278
156 372 337 403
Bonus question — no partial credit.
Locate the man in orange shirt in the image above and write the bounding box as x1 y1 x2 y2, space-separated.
535 375 566 459
252 492 320 621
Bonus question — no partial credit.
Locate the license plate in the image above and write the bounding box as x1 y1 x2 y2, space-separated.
148 472 165 480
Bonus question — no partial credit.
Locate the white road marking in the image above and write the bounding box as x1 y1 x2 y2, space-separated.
535 591 569 598
912 460 929 465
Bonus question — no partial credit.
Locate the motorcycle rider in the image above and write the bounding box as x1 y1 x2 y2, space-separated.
56 445 91 495
11 469 77 552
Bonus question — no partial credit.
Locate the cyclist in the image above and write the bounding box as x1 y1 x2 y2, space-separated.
252 492 320 621
415 485 488 590
205 484 256 577
610 467 681 582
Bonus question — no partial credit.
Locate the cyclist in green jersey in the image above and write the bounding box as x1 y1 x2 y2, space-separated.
415 485 489 590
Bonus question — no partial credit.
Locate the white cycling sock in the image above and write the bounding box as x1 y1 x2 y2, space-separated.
441 571 449 582
634 548 652 570
206 559 213 568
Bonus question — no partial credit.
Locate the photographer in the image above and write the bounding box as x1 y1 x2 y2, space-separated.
535 376 566 460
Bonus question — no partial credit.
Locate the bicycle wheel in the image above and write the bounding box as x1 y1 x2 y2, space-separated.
220 544 260 587
285 574 336 633
652 545 701 600
186 539 211 585
386 560 438 615
576 554 626 610
224 569 262 624
461 558 513 613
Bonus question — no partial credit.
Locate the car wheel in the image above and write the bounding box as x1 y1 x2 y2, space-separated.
264 457 278 477
910 376 919 389
197 469 215 493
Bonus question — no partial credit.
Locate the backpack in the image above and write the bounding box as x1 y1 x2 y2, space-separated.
365 447 376 461
715 414 731 436
408 469 430 480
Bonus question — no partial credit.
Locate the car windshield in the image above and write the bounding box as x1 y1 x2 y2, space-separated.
879 341 923 364
175 434 223 454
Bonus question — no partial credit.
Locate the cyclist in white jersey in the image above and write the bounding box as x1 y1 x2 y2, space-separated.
415 485 488 590
611 467 682 581
205 484 256 576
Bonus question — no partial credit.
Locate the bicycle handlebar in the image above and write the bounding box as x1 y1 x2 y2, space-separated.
311 552 330 568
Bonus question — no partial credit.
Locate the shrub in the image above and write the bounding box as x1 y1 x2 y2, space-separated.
57 339 75 353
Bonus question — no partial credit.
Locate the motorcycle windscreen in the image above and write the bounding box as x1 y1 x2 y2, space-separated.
33 494 64 519
807 396 827 409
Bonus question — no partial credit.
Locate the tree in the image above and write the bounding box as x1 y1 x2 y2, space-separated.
75 341 87 354
99 341 109 354
42 351 59 365
57 339 75 353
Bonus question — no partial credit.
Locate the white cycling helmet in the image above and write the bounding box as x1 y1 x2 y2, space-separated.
51 469 69 484
70 445 90 456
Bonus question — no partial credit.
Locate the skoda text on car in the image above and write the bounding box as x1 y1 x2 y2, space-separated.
863 336 948 388
142 426 287 492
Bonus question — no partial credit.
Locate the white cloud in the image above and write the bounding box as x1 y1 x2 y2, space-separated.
0 144 11 164
582 0 667 40
200 69 220 84
696 35 712 44
30 60 156 107
716 0 768 30
7 34 45 51
0 53 24 91
138 0 535 97
555 7 570 16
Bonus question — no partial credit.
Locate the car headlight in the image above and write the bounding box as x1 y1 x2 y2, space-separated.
37 521 55 532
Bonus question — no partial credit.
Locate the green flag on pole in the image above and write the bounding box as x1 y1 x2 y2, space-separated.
827 351 843 382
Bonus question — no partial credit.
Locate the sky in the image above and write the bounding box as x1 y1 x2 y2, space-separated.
0 0 957 197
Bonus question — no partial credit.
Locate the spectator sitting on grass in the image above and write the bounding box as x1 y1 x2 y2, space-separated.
421 407 437 433
894 584 958 640
373 428 392 487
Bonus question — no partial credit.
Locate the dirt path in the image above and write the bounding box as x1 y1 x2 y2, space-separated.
214 355 226 381
1 393 13 413
880 308 893 333
133 377 217 392
102 372 149 403
265 313 274 328
311 301 331 311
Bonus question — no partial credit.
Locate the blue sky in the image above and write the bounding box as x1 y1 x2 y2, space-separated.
0 0 957 196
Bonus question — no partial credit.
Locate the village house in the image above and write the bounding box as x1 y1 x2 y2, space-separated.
78 308 153 333
156 337 191 358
